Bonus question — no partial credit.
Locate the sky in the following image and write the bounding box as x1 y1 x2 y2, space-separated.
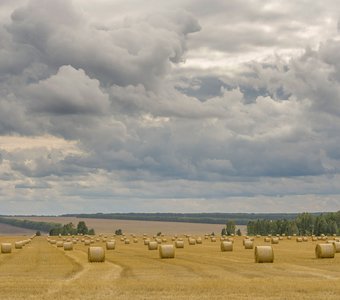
1 0 340 214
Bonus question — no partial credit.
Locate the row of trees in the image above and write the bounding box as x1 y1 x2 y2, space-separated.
49 221 95 236
247 212 340 236
221 220 241 236
0 217 60 232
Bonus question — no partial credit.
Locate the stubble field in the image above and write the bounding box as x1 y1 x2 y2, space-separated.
1 232 340 300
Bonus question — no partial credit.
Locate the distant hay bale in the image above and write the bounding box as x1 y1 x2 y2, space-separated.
264 237 271 243
296 237 303 242
84 240 91 246
279 237 283 240
302 237 308 242
333 242 340 253
196 237 202 244
144 239 150 245
220 241 233 252
315 243 335 259
88 246 105 262
1 243 12 253
188 238 196 245
159 244 175 259
312 237 318 241
162 238 167 243
244 239 254 249
156 238 162 244
124 239 130 244
15 241 23 249
106 241 116 250
256 235 261 238
271 237 279 244
171 237 176 241
287 236 292 240
148 241 158 250
120 238 125 242
50 240 57 244
63 242 73 251
255 246 274 263
133 238 138 243
56 241 63 247
210 237 216 242
175 240 184 248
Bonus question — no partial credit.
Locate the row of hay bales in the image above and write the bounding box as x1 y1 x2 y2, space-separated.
1 235 35 254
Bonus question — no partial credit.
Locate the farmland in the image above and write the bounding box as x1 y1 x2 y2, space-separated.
1 232 340 299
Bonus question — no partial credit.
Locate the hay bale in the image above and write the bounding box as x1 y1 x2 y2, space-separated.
302 237 308 242
196 237 202 244
315 243 335 258
148 241 158 250
63 242 73 251
106 241 116 250
156 238 162 244
15 241 23 249
188 238 196 245
56 241 63 247
159 244 175 259
144 239 150 246
333 242 340 253
162 238 167 243
210 237 216 242
296 237 303 242
88 246 105 262
255 246 274 263
1 243 12 253
271 237 279 244
175 240 184 248
84 240 91 246
220 241 233 252
133 238 138 243
124 239 130 244
287 236 292 240
312 237 318 241
244 239 254 249
50 240 57 244
264 237 271 243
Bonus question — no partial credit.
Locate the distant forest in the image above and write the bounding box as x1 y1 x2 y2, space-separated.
61 212 317 225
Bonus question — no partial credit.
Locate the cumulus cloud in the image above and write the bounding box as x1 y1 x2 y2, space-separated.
1 0 340 214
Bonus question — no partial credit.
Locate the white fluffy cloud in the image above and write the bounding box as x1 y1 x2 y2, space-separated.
0 0 340 214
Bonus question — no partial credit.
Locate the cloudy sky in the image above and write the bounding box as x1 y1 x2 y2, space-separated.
1 0 340 215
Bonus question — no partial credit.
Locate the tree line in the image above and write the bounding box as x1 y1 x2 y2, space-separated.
247 211 340 236
49 221 95 236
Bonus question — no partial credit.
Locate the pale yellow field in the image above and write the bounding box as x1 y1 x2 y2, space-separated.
1 234 340 300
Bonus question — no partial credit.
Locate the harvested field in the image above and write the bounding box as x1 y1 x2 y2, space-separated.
1 233 340 299
0 223 37 235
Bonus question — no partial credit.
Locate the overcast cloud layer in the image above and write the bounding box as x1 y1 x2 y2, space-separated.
1 0 340 214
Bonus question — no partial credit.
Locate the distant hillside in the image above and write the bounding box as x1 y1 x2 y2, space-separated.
60 212 322 225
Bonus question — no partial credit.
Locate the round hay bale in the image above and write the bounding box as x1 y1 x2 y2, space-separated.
84 240 91 246
175 240 184 248
156 238 162 244
56 241 63 247
220 241 233 252
188 238 196 245
159 244 175 259
148 241 158 250
88 246 105 262
244 239 254 249
210 237 216 242
50 240 57 244
144 239 150 246
196 237 202 244
312 237 318 241
333 242 340 253
106 241 116 250
162 238 167 243
124 239 130 244
133 238 138 243
1 243 12 253
296 237 303 242
315 243 335 259
302 237 308 242
264 237 271 243
63 242 73 251
279 237 284 240
287 236 292 240
255 246 274 263
271 237 279 244
256 235 261 238
15 241 23 249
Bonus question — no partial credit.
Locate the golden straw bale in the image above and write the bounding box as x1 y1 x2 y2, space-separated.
124 239 130 244
84 240 91 246
50 240 57 244
156 238 162 244
144 239 150 245
1 243 12 253
210 237 216 242
196 237 202 244
220 241 233 252
15 241 23 249
88 246 105 262
133 238 138 243
271 237 279 244
333 242 340 253
63 242 73 251
188 238 196 245
162 238 167 243
255 246 274 263
315 243 335 258
264 237 271 243
148 241 158 250
287 236 292 240
244 239 254 249
56 241 63 247
302 237 308 242
159 244 175 259
175 240 184 248
106 241 116 250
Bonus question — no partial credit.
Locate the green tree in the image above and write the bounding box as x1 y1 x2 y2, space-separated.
225 220 236 235
236 228 242 236
77 221 89 234
115 229 123 235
